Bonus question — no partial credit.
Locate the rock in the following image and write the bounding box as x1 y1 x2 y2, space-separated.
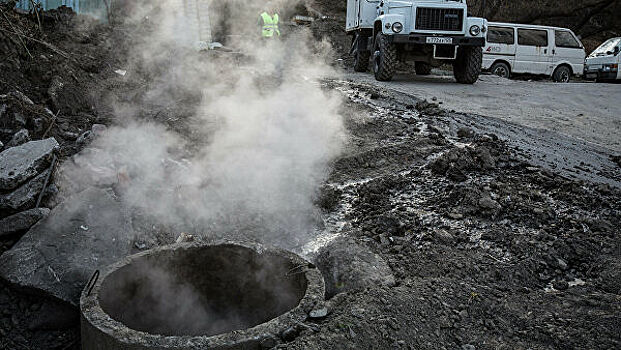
62 147 117 189
314 236 395 298
260 335 278 349
309 306 328 319
478 195 501 211
281 326 299 342
553 280 569 291
76 130 93 145
457 127 475 139
8 91 34 105
0 168 51 210
0 138 58 190
0 140 3 150
0 187 133 306
462 345 476 350
598 261 621 294
6 129 30 147
0 208 50 237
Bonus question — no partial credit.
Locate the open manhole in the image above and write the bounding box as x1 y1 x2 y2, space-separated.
80 241 324 349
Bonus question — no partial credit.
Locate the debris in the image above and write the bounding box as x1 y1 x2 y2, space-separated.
314 236 395 298
0 138 58 190
280 326 299 342
0 208 50 237
175 232 194 243
6 129 30 147
309 306 328 319
208 42 223 50
0 168 51 210
114 69 127 76
0 187 133 306
79 225 88 231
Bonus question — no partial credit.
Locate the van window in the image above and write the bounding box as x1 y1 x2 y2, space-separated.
487 26 514 44
555 31 581 48
518 29 548 46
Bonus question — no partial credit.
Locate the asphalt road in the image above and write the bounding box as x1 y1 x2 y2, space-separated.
344 72 621 153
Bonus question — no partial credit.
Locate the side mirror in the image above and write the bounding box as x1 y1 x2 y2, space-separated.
614 47 620 56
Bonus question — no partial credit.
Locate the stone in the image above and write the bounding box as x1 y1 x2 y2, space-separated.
8 91 34 105
0 138 58 190
281 326 299 342
0 208 50 237
0 187 133 306
6 129 30 147
0 168 51 210
314 236 395 298
478 196 501 211
309 306 328 319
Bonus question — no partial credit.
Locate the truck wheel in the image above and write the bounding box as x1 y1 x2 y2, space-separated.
453 46 482 84
415 62 432 75
353 49 370 72
552 65 571 83
373 33 397 81
490 62 511 79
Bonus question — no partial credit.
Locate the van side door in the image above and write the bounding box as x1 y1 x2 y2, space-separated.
554 30 586 76
514 28 552 75
483 26 516 71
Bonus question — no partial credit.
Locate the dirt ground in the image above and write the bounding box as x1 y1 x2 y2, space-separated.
1 3 620 350
344 72 621 153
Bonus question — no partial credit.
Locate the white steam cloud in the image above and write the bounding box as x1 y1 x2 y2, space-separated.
61 0 345 249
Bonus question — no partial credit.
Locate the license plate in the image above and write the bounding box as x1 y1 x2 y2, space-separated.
426 37 453 45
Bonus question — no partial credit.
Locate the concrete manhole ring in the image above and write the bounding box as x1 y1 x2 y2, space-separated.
80 241 325 349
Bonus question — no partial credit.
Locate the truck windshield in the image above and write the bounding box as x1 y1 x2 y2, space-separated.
589 38 621 57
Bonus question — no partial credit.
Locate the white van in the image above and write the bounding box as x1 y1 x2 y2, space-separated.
584 37 621 82
482 22 586 82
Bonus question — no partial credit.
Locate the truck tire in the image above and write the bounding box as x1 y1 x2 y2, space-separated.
490 62 511 79
373 33 397 81
415 62 432 75
353 49 370 72
453 46 482 84
552 65 571 83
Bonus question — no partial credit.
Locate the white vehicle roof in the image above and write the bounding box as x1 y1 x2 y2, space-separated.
487 22 576 33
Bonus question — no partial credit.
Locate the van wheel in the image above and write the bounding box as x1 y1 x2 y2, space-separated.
553 66 571 83
373 33 397 81
490 62 511 79
453 46 482 84
415 62 432 75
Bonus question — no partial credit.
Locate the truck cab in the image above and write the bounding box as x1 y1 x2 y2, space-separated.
346 0 487 83
585 37 621 82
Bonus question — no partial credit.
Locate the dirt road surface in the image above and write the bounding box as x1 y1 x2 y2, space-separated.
345 72 621 153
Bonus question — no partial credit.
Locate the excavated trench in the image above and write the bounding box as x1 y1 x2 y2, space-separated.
80 242 324 350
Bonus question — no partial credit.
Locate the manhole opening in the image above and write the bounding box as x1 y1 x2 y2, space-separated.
98 245 307 336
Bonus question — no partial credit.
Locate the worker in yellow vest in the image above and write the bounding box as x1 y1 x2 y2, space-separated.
259 10 280 38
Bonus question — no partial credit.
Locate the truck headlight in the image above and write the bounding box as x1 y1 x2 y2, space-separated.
469 25 481 36
392 22 403 33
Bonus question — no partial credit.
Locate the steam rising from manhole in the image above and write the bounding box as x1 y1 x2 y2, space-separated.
80 242 324 349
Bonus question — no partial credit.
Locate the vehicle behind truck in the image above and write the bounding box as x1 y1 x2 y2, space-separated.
346 0 487 84
483 22 585 83
585 37 621 82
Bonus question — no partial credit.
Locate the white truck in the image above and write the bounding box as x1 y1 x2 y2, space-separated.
584 37 621 82
482 23 585 83
346 0 487 83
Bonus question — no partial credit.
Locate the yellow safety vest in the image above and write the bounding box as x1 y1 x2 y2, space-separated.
260 12 280 37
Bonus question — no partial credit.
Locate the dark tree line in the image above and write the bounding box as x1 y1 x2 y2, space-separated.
469 0 620 48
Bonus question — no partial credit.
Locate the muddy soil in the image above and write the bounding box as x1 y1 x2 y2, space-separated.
289 83 621 350
1 3 620 350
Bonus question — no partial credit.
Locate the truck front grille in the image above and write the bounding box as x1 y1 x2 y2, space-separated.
415 7 464 31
